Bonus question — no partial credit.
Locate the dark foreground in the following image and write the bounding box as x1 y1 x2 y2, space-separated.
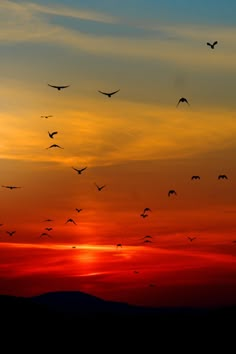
1 291 235 348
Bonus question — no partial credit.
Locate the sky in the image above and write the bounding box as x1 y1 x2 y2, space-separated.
1 0 236 308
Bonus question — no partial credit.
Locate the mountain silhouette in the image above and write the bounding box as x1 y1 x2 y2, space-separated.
0 290 235 345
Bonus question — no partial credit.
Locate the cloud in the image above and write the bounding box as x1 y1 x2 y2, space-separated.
1 1 236 71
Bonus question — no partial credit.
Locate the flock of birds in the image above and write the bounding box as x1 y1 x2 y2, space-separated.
0 36 234 271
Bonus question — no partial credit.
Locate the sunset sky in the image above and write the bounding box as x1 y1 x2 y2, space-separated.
1 0 236 308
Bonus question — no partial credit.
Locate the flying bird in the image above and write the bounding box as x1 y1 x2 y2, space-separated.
72 167 87 174
65 218 77 225
48 84 70 91
46 144 64 149
40 232 52 238
2 185 21 190
94 183 106 191
98 89 120 97
45 227 53 231
191 175 200 180
43 219 53 222
75 208 83 213
41 115 53 119
187 237 196 242
218 174 228 180
144 235 152 239
140 213 148 218
6 231 16 236
48 131 58 139
207 41 218 49
176 97 189 107
116 243 122 248
144 239 153 243
143 208 151 213
168 189 177 197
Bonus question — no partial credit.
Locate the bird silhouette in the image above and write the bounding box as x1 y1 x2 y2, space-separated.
72 167 87 174
133 270 139 274
187 237 196 242
43 219 53 222
143 208 151 213
75 208 83 213
72 246 76 249
140 213 148 218
45 227 53 231
143 235 152 239
168 189 177 197
65 218 77 225
6 231 16 236
41 115 53 119
176 97 189 107
144 239 153 243
116 243 122 248
94 183 106 191
46 144 64 149
48 84 70 90
207 41 218 49
218 174 228 180
2 185 21 190
40 232 52 238
98 89 120 97
191 175 200 180
48 131 58 139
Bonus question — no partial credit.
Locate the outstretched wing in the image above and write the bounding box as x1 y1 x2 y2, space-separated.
109 89 120 95
213 41 218 46
48 84 70 89
206 42 212 47
98 90 109 96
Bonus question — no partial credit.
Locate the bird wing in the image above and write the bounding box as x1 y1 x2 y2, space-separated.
206 42 212 46
48 84 70 89
213 41 218 46
98 90 108 95
110 89 120 95
51 131 58 136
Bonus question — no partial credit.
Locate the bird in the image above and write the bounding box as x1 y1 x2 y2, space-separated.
133 270 139 274
144 235 152 239
40 232 52 238
168 189 177 197
144 239 152 243
65 218 77 225
72 167 87 174
48 131 58 139
176 97 189 107
45 227 53 231
207 41 218 49
46 144 64 149
191 175 200 180
98 89 120 97
75 208 83 213
43 219 53 222
41 115 53 119
2 185 21 190
187 237 196 242
140 213 148 218
116 243 122 248
48 84 70 91
143 208 151 213
72 246 76 249
218 174 228 180
6 231 16 236
94 183 106 191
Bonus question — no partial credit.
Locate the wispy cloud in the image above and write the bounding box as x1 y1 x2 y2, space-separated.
1 1 236 71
